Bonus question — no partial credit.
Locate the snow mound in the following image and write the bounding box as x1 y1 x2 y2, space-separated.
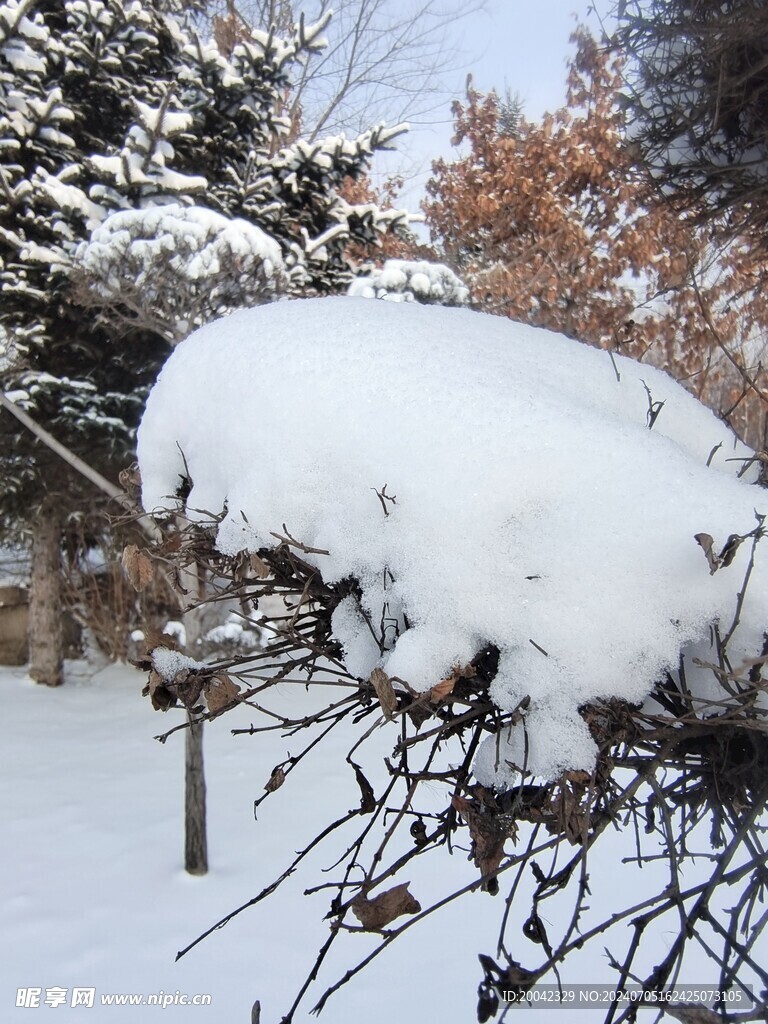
137 297 767 779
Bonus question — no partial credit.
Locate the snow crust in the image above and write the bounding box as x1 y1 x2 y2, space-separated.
138 297 768 779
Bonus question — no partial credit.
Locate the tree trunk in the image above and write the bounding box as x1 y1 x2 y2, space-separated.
28 503 63 686
181 555 208 875
184 710 208 875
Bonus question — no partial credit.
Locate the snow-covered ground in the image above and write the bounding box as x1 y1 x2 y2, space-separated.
3 661 512 1022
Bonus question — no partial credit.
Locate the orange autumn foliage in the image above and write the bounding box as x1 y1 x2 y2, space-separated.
424 29 768 448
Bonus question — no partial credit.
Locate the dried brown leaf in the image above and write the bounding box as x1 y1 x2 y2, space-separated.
264 766 286 793
350 761 375 814
548 778 590 845
351 882 421 931
452 795 507 883
428 661 475 703
370 667 398 720
162 532 182 555
147 667 176 711
406 702 432 728
694 532 719 574
173 669 204 710
249 553 271 579
719 532 743 568
122 544 154 592
204 671 241 713
142 628 180 653
430 675 456 703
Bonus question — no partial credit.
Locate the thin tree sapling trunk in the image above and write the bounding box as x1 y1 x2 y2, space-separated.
181 557 208 875
184 710 208 875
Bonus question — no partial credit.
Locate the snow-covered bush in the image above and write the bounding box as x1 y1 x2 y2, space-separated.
348 258 469 305
133 297 768 1020
76 205 290 343
138 297 765 775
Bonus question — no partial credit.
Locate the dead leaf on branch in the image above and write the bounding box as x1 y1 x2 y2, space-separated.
351 882 421 931
406 700 432 729
203 671 241 713
547 773 592 845
695 533 719 574
370 667 398 720
694 531 745 575
430 675 456 703
452 794 510 886
719 532 744 567
429 662 475 703
350 761 376 814
264 766 286 793
170 668 204 711
141 628 180 655
249 553 270 579
145 667 176 711
522 909 550 949
122 543 154 592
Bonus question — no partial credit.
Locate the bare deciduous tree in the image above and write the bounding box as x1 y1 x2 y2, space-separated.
206 0 486 141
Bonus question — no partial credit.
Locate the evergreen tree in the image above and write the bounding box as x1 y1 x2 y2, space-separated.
0 0 407 683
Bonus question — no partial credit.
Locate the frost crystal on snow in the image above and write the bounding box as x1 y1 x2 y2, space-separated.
138 297 768 780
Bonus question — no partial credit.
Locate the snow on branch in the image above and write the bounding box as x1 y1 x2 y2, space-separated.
348 259 469 305
74 204 288 342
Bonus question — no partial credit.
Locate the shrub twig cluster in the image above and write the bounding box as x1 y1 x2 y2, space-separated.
128 507 768 1024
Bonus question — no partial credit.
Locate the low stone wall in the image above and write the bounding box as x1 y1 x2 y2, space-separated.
0 585 29 665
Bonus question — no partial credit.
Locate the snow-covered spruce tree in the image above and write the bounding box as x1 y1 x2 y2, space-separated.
0 0 408 683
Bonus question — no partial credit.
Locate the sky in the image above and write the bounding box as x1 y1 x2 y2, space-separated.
464 0 613 119
377 0 615 214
